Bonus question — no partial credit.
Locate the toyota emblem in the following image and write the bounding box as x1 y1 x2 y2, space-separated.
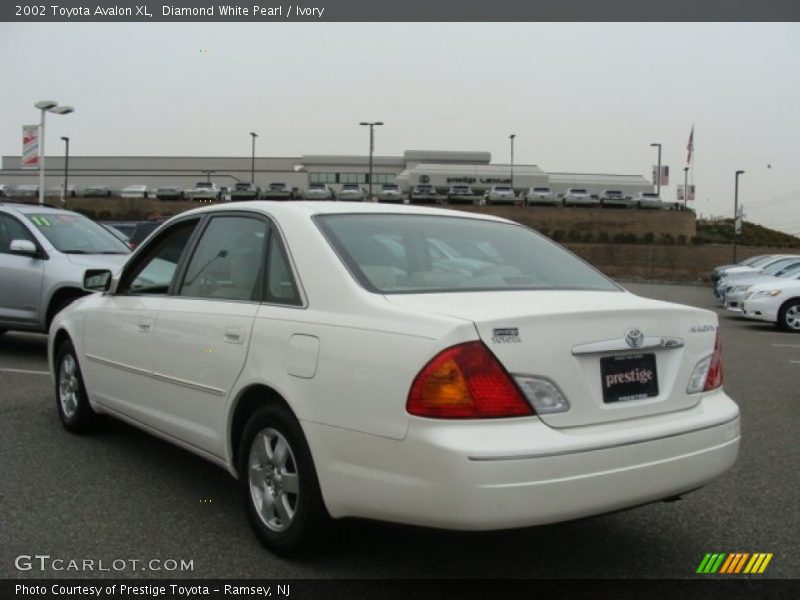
624 328 644 348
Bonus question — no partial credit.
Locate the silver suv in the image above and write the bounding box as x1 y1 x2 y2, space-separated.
0 202 130 335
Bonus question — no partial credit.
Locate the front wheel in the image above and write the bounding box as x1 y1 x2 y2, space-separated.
238 404 334 556
55 339 100 433
777 299 800 332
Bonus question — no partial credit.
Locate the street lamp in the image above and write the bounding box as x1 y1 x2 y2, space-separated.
35 100 74 205
650 143 662 197
250 132 258 185
683 166 689 208
733 170 745 262
61 136 70 203
360 121 383 201
509 134 516 194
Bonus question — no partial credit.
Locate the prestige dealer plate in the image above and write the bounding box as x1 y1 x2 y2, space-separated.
600 353 659 403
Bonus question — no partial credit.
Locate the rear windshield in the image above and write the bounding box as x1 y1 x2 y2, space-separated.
533 187 551 192
316 214 618 294
494 186 512 191
570 189 588 194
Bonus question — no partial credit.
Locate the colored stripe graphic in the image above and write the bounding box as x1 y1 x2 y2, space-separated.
698 552 773 574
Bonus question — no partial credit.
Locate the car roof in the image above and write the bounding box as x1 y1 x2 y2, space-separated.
0 201 77 216
175 200 512 224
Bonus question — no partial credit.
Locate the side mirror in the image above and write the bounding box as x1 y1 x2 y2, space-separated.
83 269 112 293
9 239 38 256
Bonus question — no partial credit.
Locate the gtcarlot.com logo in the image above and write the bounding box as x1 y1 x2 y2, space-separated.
696 552 773 574
14 554 194 573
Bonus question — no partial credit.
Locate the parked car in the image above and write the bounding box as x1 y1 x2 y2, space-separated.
376 183 405 203
0 202 130 335
447 185 477 204
303 183 334 200
524 186 558 206
336 184 366 202
484 185 516 205
632 192 663 209
599 190 632 208
155 186 184 201
741 278 800 332
46 184 77 199
84 185 112 198
49 201 739 557
100 221 138 241
262 182 294 200
230 183 261 201
127 219 166 250
723 263 800 312
562 188 596 207
186 182 221 202
711 255 774 285
121 185 151 199
716 256 800 299
0 184 11 198
409 184 439 204
9 184 39 199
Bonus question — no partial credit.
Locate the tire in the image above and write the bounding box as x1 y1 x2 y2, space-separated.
777 299 800 332
238 404 334 557
55 339 100 433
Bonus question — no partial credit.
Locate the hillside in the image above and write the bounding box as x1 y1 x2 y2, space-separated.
695 219 800 247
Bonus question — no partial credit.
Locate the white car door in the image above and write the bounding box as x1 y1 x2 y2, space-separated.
148 214 269 457
0 213 45 327
82 218 201 421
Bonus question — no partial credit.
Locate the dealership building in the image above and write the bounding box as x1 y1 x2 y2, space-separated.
0 150 653 197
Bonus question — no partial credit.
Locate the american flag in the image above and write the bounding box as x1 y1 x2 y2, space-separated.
686 125 694 165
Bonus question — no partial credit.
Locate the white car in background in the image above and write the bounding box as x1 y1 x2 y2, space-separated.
409 184 439 204
303 183 334 200
562 188 596 207
376 183 405 203
524 186 558 206
185 182 222 202
120 185 150 199
633 192 663 209
600 190 632 208
336 184 366 201
742 278 800 332
725 265 800 312
49 202 739 557
484 185 517 205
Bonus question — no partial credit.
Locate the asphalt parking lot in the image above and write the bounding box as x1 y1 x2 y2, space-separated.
1 283 797 579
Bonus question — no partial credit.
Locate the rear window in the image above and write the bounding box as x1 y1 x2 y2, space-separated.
533 187 551 192
316 214 618 294
570 189 588 194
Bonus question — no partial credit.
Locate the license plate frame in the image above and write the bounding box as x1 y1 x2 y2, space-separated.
600 353 659 403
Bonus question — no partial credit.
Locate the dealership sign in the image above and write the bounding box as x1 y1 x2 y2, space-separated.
22 125 40 170
446 177 511 184
652 165 669 186
677 184 695 201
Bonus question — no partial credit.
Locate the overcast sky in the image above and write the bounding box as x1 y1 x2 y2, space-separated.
1 22 798 235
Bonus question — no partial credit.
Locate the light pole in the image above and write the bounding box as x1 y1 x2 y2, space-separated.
360 121 383 201
683 166 689 208
733 170 745 262
35 100 74 205
61 136 70 202
509 134 516 193
650 143 662 197
250 132 257 185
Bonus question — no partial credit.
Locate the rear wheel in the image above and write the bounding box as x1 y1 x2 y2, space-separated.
238 404 334 556
777 299 800 332
55 339 100 433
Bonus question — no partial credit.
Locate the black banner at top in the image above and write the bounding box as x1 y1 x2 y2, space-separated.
2 0 800 22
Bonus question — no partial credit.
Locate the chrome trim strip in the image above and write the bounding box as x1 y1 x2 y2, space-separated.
85 353 225 396
467 415 740 461
571 335 684 356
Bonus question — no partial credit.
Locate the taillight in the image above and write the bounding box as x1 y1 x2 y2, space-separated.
686 332 723 393
407 341 534 419
704 332 723 391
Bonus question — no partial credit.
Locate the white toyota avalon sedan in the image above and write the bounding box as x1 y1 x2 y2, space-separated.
48 202 740 556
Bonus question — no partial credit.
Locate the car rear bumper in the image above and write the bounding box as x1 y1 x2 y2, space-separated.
306 389 740 530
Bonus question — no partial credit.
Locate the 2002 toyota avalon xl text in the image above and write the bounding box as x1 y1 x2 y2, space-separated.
48 201 740 556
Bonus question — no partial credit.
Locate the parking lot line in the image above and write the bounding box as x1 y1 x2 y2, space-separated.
0 368 50 376
771 344 800 349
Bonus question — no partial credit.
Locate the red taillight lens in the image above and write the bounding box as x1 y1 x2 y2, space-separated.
704 332 723 391
407 341 533 418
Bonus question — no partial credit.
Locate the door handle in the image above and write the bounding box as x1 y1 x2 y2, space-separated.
137 317 152 333
224 326 244 344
